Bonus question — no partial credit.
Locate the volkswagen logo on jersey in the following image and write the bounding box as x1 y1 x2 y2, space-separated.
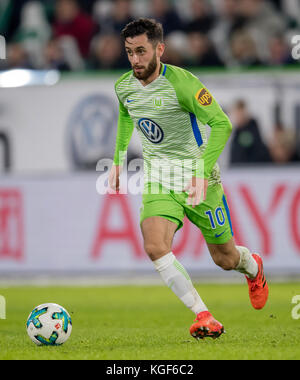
138 118 164 144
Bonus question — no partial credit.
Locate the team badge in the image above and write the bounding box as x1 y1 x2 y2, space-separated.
138 118 164 144
195 88 213 106
153 96 164 109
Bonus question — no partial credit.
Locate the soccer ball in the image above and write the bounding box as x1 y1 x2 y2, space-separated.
26 303 72 346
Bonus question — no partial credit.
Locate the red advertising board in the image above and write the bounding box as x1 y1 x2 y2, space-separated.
0 189 24 261
0 170 299 275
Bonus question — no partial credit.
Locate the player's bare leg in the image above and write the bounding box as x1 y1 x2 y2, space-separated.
207 238 269 309
141 216 177 261
141 216 224 339
207 238 240 271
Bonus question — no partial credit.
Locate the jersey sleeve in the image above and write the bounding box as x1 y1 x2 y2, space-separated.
113 88 135 166
165 66 232 178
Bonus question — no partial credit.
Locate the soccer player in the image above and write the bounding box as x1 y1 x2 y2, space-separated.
109 18 268 340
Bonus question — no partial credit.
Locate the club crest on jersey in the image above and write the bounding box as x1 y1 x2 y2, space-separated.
153 96 164 109
138 118 164 144
195 88 213 106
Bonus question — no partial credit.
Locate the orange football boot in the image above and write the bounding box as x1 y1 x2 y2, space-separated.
190 311 225 340
246 253 269 310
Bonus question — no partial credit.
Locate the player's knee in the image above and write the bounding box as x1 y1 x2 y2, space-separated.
144 241 170 261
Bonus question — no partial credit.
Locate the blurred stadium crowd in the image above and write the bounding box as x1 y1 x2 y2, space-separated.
0 0 300 72
0 0 299 171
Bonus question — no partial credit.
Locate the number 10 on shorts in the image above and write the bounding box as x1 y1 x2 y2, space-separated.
205 207 226 229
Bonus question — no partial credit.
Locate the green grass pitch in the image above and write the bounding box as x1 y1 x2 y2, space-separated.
0 282 300 360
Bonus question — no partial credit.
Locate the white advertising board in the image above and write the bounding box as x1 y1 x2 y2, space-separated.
0 168 299 276
0 71 300 173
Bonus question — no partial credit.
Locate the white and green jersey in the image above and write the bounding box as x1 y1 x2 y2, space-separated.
113 63 232 191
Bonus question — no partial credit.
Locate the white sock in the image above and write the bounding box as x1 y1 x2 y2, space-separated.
235 246 258 279
153 252 208 315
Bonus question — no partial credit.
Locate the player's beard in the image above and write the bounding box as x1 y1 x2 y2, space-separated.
133 52 158 81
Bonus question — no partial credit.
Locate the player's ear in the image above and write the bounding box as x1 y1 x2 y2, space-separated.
156 42 165 58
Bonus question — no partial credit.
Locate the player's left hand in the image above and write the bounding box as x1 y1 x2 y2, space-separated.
183 177 208 208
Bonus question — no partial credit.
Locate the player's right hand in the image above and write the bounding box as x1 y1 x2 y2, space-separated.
183 177 208 208
108 165 121 193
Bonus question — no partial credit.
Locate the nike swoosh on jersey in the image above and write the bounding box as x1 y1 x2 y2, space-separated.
215 231 225 238
127 99 135 103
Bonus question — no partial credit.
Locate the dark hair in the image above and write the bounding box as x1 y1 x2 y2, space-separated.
121 18 164 46
234 99 247 110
